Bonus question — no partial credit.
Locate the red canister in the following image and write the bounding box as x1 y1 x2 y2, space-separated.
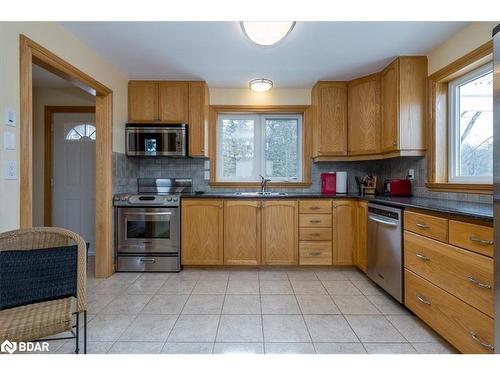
321 172 336 194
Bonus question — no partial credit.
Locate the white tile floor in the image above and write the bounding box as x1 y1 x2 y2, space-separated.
49 261 457 354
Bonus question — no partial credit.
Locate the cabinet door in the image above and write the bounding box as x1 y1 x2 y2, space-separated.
356 201 368 272
188 81 209 157
312 82 348 156
332 200 356 265
348 74 381 155
224 200 261 265
380 59 399 152
262 200 298 265
128 81 158 122
181 199 223 265
158 82 189 123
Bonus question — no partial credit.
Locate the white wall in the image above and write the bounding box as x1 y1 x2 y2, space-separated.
32 87 95 226
210 88 311 105
427 22 497 75
0 22 128 232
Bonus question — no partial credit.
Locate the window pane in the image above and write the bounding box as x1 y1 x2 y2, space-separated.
221 118 255 178
457 71 493 177
265 118 299 179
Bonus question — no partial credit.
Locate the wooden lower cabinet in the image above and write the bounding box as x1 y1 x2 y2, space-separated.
355 201 368 272
223 200 260 265
332 200 357 265
261 200 298 265
405 269 494 354
181 199 223 265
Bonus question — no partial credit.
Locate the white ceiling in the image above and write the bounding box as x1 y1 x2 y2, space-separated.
61 21 468 88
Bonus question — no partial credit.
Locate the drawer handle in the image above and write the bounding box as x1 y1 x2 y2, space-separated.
139 258 156 263
416 295 431 305
309 252 322 256
309 206 321 210
469 236 494 246
416 253 430 261
467 276 492 289
415 223 429 229
470 332 494 351
310 233 321 237
310 220 322 224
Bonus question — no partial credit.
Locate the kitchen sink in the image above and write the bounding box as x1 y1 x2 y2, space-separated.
233 192 288 196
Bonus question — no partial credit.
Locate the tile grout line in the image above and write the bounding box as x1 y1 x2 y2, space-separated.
212 275 229 353
162 273 200 353
288 271 316 353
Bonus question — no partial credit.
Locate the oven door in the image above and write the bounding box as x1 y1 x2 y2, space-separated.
117 207 179 253
126 127 186 156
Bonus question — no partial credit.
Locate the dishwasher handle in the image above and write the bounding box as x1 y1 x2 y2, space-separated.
368 215 399 227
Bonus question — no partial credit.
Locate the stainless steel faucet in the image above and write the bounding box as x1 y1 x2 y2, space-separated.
259 175 271 194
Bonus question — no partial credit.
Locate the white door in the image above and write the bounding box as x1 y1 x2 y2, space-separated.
52 113 96 254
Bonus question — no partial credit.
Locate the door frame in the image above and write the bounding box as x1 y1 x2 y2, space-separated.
20 35 114 277
44 106 96 226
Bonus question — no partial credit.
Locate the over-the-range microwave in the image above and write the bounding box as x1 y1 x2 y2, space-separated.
125 123 187 157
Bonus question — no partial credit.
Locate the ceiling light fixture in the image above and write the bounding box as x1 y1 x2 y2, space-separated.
249 79 273 92
240 21 296 47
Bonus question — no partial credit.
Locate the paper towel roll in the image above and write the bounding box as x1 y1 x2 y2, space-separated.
336 171 347 194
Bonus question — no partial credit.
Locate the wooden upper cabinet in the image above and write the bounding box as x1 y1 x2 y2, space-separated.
380 56 428 153
332 200 356 265
128 81 158 122
188 81 209 157
158 81 189 123
311 82 348 156
348 73 381 155
181 199 223 265
380 59 399 152
223 200 261 265
261 200 298 265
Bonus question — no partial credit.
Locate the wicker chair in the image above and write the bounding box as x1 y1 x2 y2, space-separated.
0 227 87 354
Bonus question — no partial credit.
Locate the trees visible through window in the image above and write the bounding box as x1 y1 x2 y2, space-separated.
216 113 302 182
448 63 493 183
66 124 96 141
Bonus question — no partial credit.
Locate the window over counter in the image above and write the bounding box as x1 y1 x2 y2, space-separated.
427 40 493 194
216 113 303 183
448 63 493 184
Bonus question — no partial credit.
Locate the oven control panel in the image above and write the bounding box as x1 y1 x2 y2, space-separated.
113 194 180 207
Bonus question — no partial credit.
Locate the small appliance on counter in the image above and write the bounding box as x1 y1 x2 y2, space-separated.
321 172 336 194
335 171 348 194
383 178 412 197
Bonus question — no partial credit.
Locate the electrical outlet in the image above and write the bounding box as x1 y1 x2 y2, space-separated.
408 169 415 180
5 160 18 180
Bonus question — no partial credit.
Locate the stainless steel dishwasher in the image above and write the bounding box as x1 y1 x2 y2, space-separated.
367 203 403 303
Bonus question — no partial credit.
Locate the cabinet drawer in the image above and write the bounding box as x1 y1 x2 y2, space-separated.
404 211 448 242
299 228 332 241
299 242 332 265
299 214 332 227
404 231 493 317
405 269 494 354
449 220 494 258
299 200 332 214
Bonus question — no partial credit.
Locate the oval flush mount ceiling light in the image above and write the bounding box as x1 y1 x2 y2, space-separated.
240 21 296 47
249 79 273 92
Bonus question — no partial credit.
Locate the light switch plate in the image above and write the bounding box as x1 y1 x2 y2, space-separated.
4 131 15 150
4 109 16 127
408 169 415 180
5 160 18 180
204 170 210 180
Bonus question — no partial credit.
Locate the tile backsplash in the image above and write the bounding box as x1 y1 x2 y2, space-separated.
112 152 492 204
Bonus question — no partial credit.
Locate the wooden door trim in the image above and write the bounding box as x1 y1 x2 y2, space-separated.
20 35 114 278
43 106 96 227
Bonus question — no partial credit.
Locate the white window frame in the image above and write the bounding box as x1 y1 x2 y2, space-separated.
448 63 493 184
216 113 303 183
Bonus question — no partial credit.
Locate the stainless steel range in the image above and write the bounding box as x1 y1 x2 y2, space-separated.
113 178 192 272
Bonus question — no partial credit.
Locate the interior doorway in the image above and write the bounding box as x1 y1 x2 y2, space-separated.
20 35 114 277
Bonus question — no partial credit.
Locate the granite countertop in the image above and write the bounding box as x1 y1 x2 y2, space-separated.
181 192 493 221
